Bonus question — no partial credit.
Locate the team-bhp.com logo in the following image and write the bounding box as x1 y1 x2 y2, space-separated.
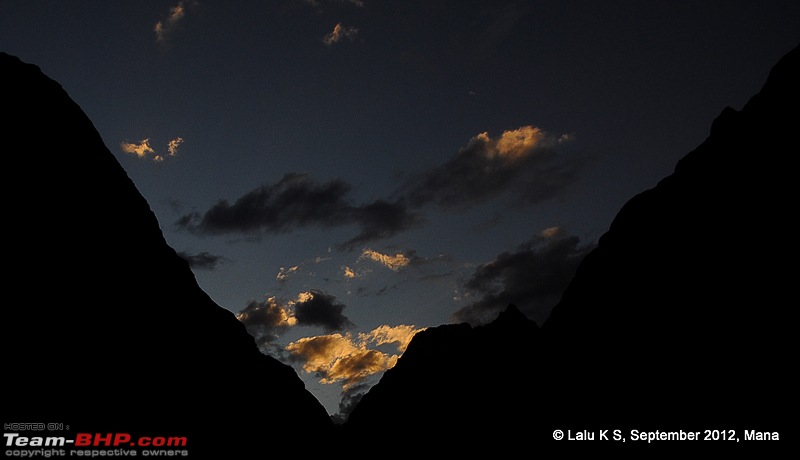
5 432 187 447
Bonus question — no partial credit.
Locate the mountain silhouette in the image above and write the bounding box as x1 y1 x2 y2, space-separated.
341 44 798 452
344 304 539 449
1 52 333 455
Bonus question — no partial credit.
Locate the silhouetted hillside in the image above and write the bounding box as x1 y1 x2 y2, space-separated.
342 44 798 452
344 304 539 449
539 43 797 436
1 52 333 455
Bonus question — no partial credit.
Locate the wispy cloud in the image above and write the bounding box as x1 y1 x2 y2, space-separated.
399 125 578 209
453 227 594 326
276 265 301 283
155 1 195 44
323 23 359 46
176 173 421 247
360 249 410 271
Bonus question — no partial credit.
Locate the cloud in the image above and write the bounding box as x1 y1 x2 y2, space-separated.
360 249 410 271
177 251 227 270
452 227 594 326
120 139 155 158
293 290 354 332
331 383 369 425
176 173 421 247
121 137 184 162
236 290 355 347
323 23 359 46
167 137 184 156
287 334 394 389
155 1 194 44
399 125 579 209
276 265 301 283
237 297 297 347
343 266 358 279
285 323 424 390
358 324 420 352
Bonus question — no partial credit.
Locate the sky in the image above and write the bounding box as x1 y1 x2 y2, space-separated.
2 0 798 420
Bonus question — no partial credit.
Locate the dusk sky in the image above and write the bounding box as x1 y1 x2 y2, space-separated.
3 0 798 419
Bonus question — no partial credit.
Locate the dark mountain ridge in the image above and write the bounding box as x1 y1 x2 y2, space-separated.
1 51 333 455
341 44 798 452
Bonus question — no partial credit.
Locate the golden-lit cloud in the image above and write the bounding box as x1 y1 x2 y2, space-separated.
121 137 184 162
493 125 544 159
237 297 297 328
294 291 314 304
474 125 558 161
286 324 425 388
343 266 357 279
237 296 297 346
167 137 184 156
276 265 301 282
323 23 359 46
121 139 155 158
400 124 579 209
361 249 410 271
359 324 423 352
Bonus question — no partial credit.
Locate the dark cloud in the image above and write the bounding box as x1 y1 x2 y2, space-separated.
453 227 594 326
331 383 369 425
399 126 580 209
180 173 352 234
341 199 422 249
236 298 296 347
295 290 355 332
176 173 420 247
177 251 227 270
